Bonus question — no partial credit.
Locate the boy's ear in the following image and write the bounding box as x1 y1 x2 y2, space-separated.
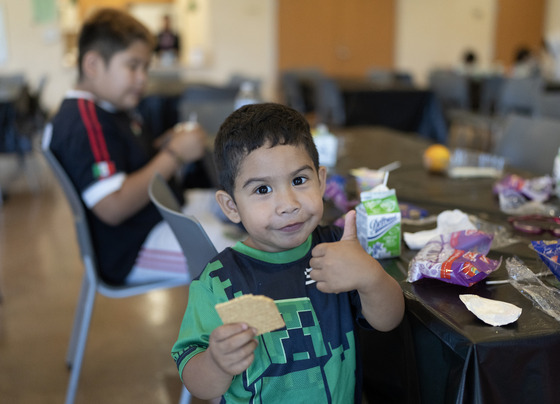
82 50 104 79
318 166 328 196
215 190 241 224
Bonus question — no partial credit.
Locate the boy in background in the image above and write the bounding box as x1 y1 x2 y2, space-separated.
172 103 404 402
43 8 206 285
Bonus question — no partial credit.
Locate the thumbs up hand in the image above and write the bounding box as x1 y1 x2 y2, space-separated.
309 210 380 294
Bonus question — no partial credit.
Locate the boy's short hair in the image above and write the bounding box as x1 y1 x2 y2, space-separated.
214 103 320 196
77 8 155 80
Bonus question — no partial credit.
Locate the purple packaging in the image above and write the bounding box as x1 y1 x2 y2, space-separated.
407 230 502 287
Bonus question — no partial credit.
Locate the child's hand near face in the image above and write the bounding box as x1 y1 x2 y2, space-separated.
208 323 259 376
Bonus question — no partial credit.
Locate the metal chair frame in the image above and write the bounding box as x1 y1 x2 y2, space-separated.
42 148 189 404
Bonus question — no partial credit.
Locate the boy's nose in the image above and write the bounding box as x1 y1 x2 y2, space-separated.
276 190 300 214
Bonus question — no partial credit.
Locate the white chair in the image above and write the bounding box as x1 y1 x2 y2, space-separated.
493 114 560 176
148 173 220 404
42 148 190 404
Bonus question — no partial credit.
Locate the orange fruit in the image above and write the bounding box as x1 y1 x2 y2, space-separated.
423 144 450 173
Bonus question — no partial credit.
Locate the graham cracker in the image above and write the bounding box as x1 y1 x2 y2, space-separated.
215 294 285 335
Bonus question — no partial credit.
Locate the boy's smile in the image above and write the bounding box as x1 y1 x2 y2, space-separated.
219 143 326 253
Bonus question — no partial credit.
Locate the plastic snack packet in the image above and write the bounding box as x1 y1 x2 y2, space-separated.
407 230 502 286
531 240 560 282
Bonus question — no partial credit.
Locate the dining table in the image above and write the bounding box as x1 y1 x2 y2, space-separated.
326 126 560 404
334 78 449 144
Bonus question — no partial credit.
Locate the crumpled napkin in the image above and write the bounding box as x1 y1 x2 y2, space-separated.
459 294 522 326
404 209 476 250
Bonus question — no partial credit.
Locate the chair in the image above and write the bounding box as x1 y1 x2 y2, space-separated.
1 74 44 195
495 76 542 116
148 173 218 281
41 148 190 404
492 114 560 176
537 92 560 120
279 68 323 114
366 68 394 86
478 74 504 115
428 69 470 111
314 76 346 127
178 84 238 136
148 173 220 404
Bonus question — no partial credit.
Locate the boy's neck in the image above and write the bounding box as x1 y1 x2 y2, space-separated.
69 86 118 113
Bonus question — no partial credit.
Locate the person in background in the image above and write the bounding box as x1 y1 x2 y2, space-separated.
42 8 207 285
510 46 540 78
172 103 405 402
155 14 180 66
540 36 560 82
457 49 479 76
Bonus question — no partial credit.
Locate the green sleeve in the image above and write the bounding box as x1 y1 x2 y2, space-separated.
171 261 228 382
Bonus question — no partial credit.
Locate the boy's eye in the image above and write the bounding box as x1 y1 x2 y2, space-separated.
255 185 272 195
293 176 307 186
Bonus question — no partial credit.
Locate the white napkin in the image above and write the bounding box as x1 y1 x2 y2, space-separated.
459 294 522 326
403 209 476 249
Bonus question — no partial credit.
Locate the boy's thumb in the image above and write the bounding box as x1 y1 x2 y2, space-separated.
341 210 357 241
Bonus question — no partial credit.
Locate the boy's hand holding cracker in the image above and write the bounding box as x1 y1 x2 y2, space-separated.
208 322 258 377
207 295 285 377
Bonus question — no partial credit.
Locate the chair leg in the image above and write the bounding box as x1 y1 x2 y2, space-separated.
65 279 97 404
66 276 89 368
179 385 191 404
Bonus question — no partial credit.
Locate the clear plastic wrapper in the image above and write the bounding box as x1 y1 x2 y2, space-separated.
448 148 505 178
505 256 560 322
498 189 559 216
467 214 523 249
407 230 502 286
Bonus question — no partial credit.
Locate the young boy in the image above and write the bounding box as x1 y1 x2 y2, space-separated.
42 8 207 285
171 103 405 402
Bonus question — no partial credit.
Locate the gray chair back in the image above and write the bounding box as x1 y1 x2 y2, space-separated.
149 174 218 280
315 76 346 127
42 147 98 274
493 114 560 176
537 92 560 120
178 85 238 136
428 69 470 111
495 77 542 116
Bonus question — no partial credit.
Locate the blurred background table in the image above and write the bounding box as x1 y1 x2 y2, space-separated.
336 79 448 144
331 126 560 404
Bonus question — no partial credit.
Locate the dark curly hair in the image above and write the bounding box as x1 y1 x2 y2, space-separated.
214 103 320 197
77 8 155 80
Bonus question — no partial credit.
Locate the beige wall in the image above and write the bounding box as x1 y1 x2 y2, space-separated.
0 0 75 112
1 0 560 113
396 0 498 86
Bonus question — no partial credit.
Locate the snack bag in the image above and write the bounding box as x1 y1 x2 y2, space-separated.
356 187 401 259
407 230 501 287
531 240 560 282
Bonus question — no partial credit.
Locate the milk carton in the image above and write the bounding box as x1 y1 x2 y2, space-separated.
356 187 401 259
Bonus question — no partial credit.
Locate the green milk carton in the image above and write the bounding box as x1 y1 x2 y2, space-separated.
356 187 401 259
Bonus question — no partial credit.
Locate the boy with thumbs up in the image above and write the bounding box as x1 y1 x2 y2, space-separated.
171 103 405 403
